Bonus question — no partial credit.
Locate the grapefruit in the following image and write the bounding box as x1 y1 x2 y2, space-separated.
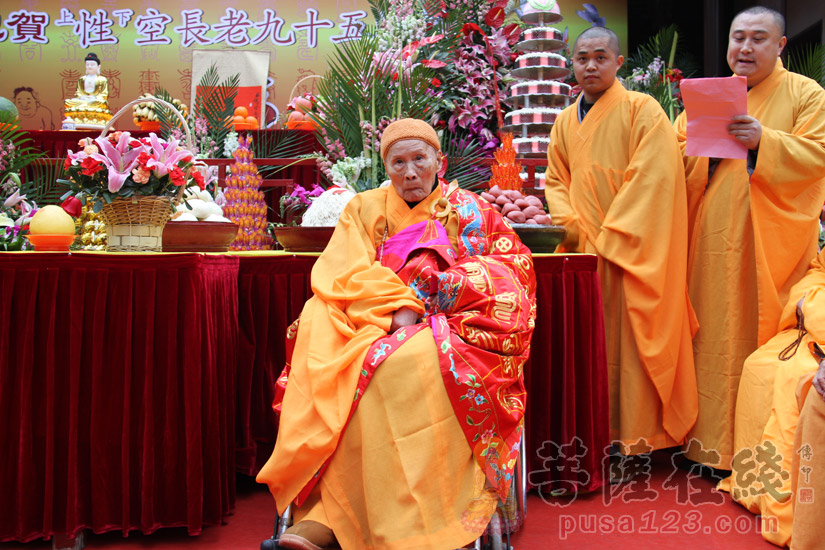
29 205 76 235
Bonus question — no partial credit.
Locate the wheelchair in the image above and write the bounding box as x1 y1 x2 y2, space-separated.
260 432 527 550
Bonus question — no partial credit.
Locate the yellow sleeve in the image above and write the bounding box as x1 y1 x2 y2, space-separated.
544 111 584 251
752 81 825 197
310 194 424 334
674 110 709 235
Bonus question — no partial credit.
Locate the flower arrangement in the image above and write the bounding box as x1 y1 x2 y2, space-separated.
0 124 47 250
59 131 204 213
308 0 518 193
620 25 698 122
277 183 325 226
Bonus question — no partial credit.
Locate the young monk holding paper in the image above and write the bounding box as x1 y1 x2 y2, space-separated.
544 27 698 471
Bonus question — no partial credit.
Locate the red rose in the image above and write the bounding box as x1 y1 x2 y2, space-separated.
80 157 104 176
191 169 206 190
431 78 442 87
61 196 83 218
169 166 186 186
63 156 72 170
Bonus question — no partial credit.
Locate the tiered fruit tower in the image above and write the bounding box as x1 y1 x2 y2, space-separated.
223 135 273 250
504 0 572 187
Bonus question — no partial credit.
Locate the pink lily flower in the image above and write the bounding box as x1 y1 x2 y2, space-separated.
3 189 26 209
144 133 192 178
93 132 147 193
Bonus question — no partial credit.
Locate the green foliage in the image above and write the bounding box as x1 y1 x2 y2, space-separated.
312 25 439 190
151 87 190 138
442 132 491 192
18 159 67 206
252 130 312 180
190 64 240 156
620 25 699 123
622 25 700 80
787 43 825 87
0 125 43 181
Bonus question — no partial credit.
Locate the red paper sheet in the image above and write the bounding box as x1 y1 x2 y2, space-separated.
681 75 748 159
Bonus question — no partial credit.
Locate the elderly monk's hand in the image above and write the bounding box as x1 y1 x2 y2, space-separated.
728 115 762 151
390 306 419 333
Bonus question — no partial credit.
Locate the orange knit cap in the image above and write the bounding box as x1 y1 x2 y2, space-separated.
379 118 441 161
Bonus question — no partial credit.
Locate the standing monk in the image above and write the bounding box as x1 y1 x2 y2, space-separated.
675 6 825 468
544 27 698 463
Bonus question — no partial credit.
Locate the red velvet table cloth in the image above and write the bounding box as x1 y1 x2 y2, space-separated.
234 253 609 493
0 253 239 543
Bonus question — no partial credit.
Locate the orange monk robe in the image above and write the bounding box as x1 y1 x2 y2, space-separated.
719 249 825 547
791 370 825 550
544 79 698 451
675 60 825 467
257 184 501 549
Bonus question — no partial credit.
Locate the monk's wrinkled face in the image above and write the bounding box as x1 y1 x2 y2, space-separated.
385 139 442 203
85 60 100 76
727 13 786 87
572 36 623 103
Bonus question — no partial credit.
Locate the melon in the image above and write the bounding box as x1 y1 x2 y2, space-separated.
29 205 76 235
0 96 19 124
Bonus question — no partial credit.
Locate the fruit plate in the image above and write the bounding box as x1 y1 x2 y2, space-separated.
162 221 239 252
26 234 76 251
510 224 566 253
273 226 334 252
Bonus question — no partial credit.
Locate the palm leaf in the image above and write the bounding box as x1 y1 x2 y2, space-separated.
252 130 313 179
0 126 43 177
192 64 239 152
442 131 490 192
18 159 67 206
151 87 188 139
788 43 825 87
622 25 700 79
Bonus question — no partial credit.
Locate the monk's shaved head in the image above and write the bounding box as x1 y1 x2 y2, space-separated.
732 6 785 36
573 27 620 55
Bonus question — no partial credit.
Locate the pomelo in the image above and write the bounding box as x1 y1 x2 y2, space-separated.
29 205 76 235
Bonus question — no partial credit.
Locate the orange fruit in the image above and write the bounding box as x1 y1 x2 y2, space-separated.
245 116 258 127
233 115 245 124
234 106 248 118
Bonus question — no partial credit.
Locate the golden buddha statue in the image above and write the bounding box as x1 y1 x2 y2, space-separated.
63 53 112 128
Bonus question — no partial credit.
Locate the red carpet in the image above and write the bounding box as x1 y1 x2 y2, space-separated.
3 453 781 549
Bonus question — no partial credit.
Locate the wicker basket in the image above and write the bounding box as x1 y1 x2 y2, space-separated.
97 97 194 252
99 196 174 251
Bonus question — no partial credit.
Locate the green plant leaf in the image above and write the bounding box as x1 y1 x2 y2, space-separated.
787 43 825 87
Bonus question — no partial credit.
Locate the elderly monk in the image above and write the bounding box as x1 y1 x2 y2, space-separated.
544 26 698 461
675 6 825 469
257 118 537 550
717 248 825 547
